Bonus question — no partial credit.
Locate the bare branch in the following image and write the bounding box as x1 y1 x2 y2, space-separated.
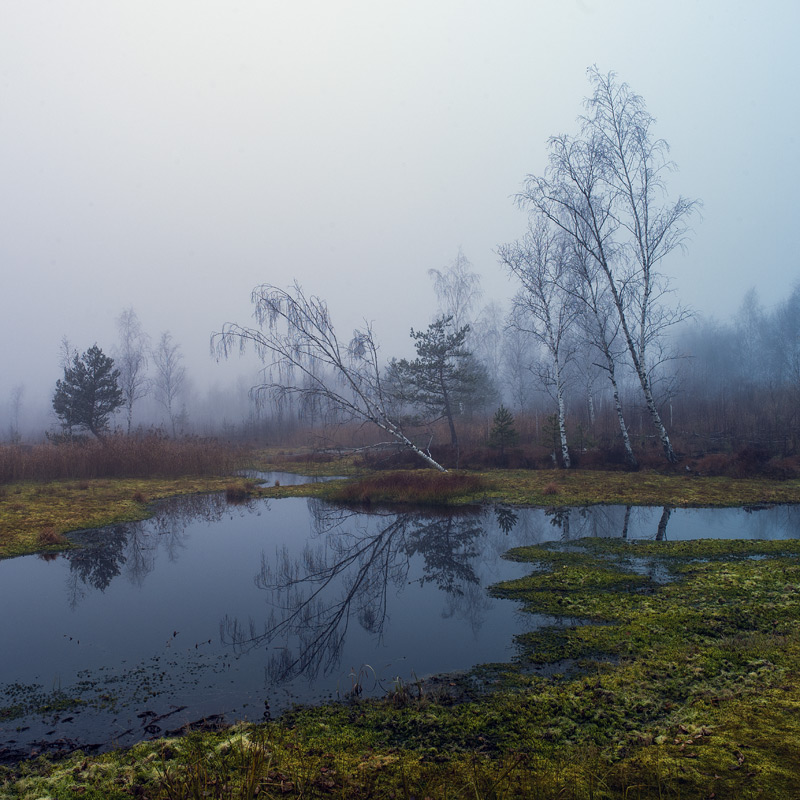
212 282 447 471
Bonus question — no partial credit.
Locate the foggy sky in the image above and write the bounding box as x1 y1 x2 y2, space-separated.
2 1 798 426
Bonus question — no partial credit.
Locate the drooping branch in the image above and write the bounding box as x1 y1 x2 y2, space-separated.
212 282 446 471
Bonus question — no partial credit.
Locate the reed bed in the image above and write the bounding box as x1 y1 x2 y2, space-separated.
0 434 242 484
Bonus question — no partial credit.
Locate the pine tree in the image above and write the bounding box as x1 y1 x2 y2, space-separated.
488 405 519 457
390 316 493 448
52 345 124 438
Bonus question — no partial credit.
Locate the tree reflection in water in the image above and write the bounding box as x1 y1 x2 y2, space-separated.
64 493 234 607
543 505 676 540
221 501 488 684
494 505 519 534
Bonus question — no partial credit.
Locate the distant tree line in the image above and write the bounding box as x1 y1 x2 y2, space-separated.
671 285 800 457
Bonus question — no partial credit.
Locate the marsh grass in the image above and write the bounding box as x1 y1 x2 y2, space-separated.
0 476 252 559
474 468 800 507
225 481 258 503
327 469 488 505
0 434 241 484
36 526 68 547
4 458 800 794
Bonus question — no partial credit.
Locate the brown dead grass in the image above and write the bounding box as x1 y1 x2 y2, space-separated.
0 434 242 484
37 526 69 547
329 470 488 505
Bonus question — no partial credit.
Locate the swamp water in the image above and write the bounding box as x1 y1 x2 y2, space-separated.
1 492 798 760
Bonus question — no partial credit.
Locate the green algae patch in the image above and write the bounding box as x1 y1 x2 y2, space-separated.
4 536 800 798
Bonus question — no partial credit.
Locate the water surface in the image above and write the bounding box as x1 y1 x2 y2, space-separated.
1 496 797 760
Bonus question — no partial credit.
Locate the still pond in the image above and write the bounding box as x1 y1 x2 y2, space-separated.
1 476 798 760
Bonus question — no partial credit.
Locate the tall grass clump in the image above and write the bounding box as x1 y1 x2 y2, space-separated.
330 469 487 505
0 433 242 484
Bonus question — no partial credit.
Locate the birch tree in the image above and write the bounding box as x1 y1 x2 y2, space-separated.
152 331 187 436
518 67 698 464
570 247 638 468
115 307 150 434
501 325 537 414
499 220 579 468
428 248 483 333
8 385 24 443
213 283 447 471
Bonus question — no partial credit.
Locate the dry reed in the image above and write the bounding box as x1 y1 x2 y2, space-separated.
0 434 242 484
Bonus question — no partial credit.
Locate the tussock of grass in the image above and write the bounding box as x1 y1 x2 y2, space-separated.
225 481 257 503
327 469 488 505
36 526 68 547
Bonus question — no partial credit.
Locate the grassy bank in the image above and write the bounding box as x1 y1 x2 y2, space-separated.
0 477 253 559
314 467 800 508
3 535 799 798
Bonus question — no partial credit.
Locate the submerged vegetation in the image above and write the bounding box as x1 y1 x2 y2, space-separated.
2 534 799 797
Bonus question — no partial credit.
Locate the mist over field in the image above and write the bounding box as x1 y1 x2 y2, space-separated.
1 1 797 446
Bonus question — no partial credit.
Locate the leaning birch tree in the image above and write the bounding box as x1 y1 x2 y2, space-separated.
213 282 447 471
518 67 697 464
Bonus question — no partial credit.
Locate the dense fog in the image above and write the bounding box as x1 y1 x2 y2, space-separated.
1 2 797 453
